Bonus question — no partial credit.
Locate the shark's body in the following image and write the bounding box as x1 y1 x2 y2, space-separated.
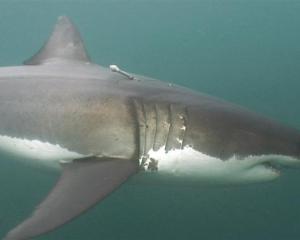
2 17 300 239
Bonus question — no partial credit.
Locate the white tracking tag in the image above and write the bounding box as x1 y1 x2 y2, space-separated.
109 64 135 80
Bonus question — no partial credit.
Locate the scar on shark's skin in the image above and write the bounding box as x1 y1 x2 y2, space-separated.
1 16 300 240
148 158 159 171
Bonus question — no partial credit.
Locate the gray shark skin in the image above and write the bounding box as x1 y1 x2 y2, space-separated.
1 16 300 239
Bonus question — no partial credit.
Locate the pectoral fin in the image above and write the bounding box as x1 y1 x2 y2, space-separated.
4 157 137 240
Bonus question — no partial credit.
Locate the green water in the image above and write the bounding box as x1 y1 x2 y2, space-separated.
0 1 300 239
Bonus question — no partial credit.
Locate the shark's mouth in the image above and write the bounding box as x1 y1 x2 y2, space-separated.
262 161 281 174
254 153 300 180
259 154 300 174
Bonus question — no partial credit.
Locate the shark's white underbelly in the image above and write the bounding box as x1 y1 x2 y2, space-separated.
0 135 84 169
141 146 300 184
0 135 299 185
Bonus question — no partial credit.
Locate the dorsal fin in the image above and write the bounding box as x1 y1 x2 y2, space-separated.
24 16 91 65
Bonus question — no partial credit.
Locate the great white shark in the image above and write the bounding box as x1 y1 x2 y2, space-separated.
1 16 300 240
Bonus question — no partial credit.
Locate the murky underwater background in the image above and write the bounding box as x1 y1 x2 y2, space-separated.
0 0 300 239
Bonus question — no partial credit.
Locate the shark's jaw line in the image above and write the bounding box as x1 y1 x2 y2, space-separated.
140 146 300 185
0 135 85 169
